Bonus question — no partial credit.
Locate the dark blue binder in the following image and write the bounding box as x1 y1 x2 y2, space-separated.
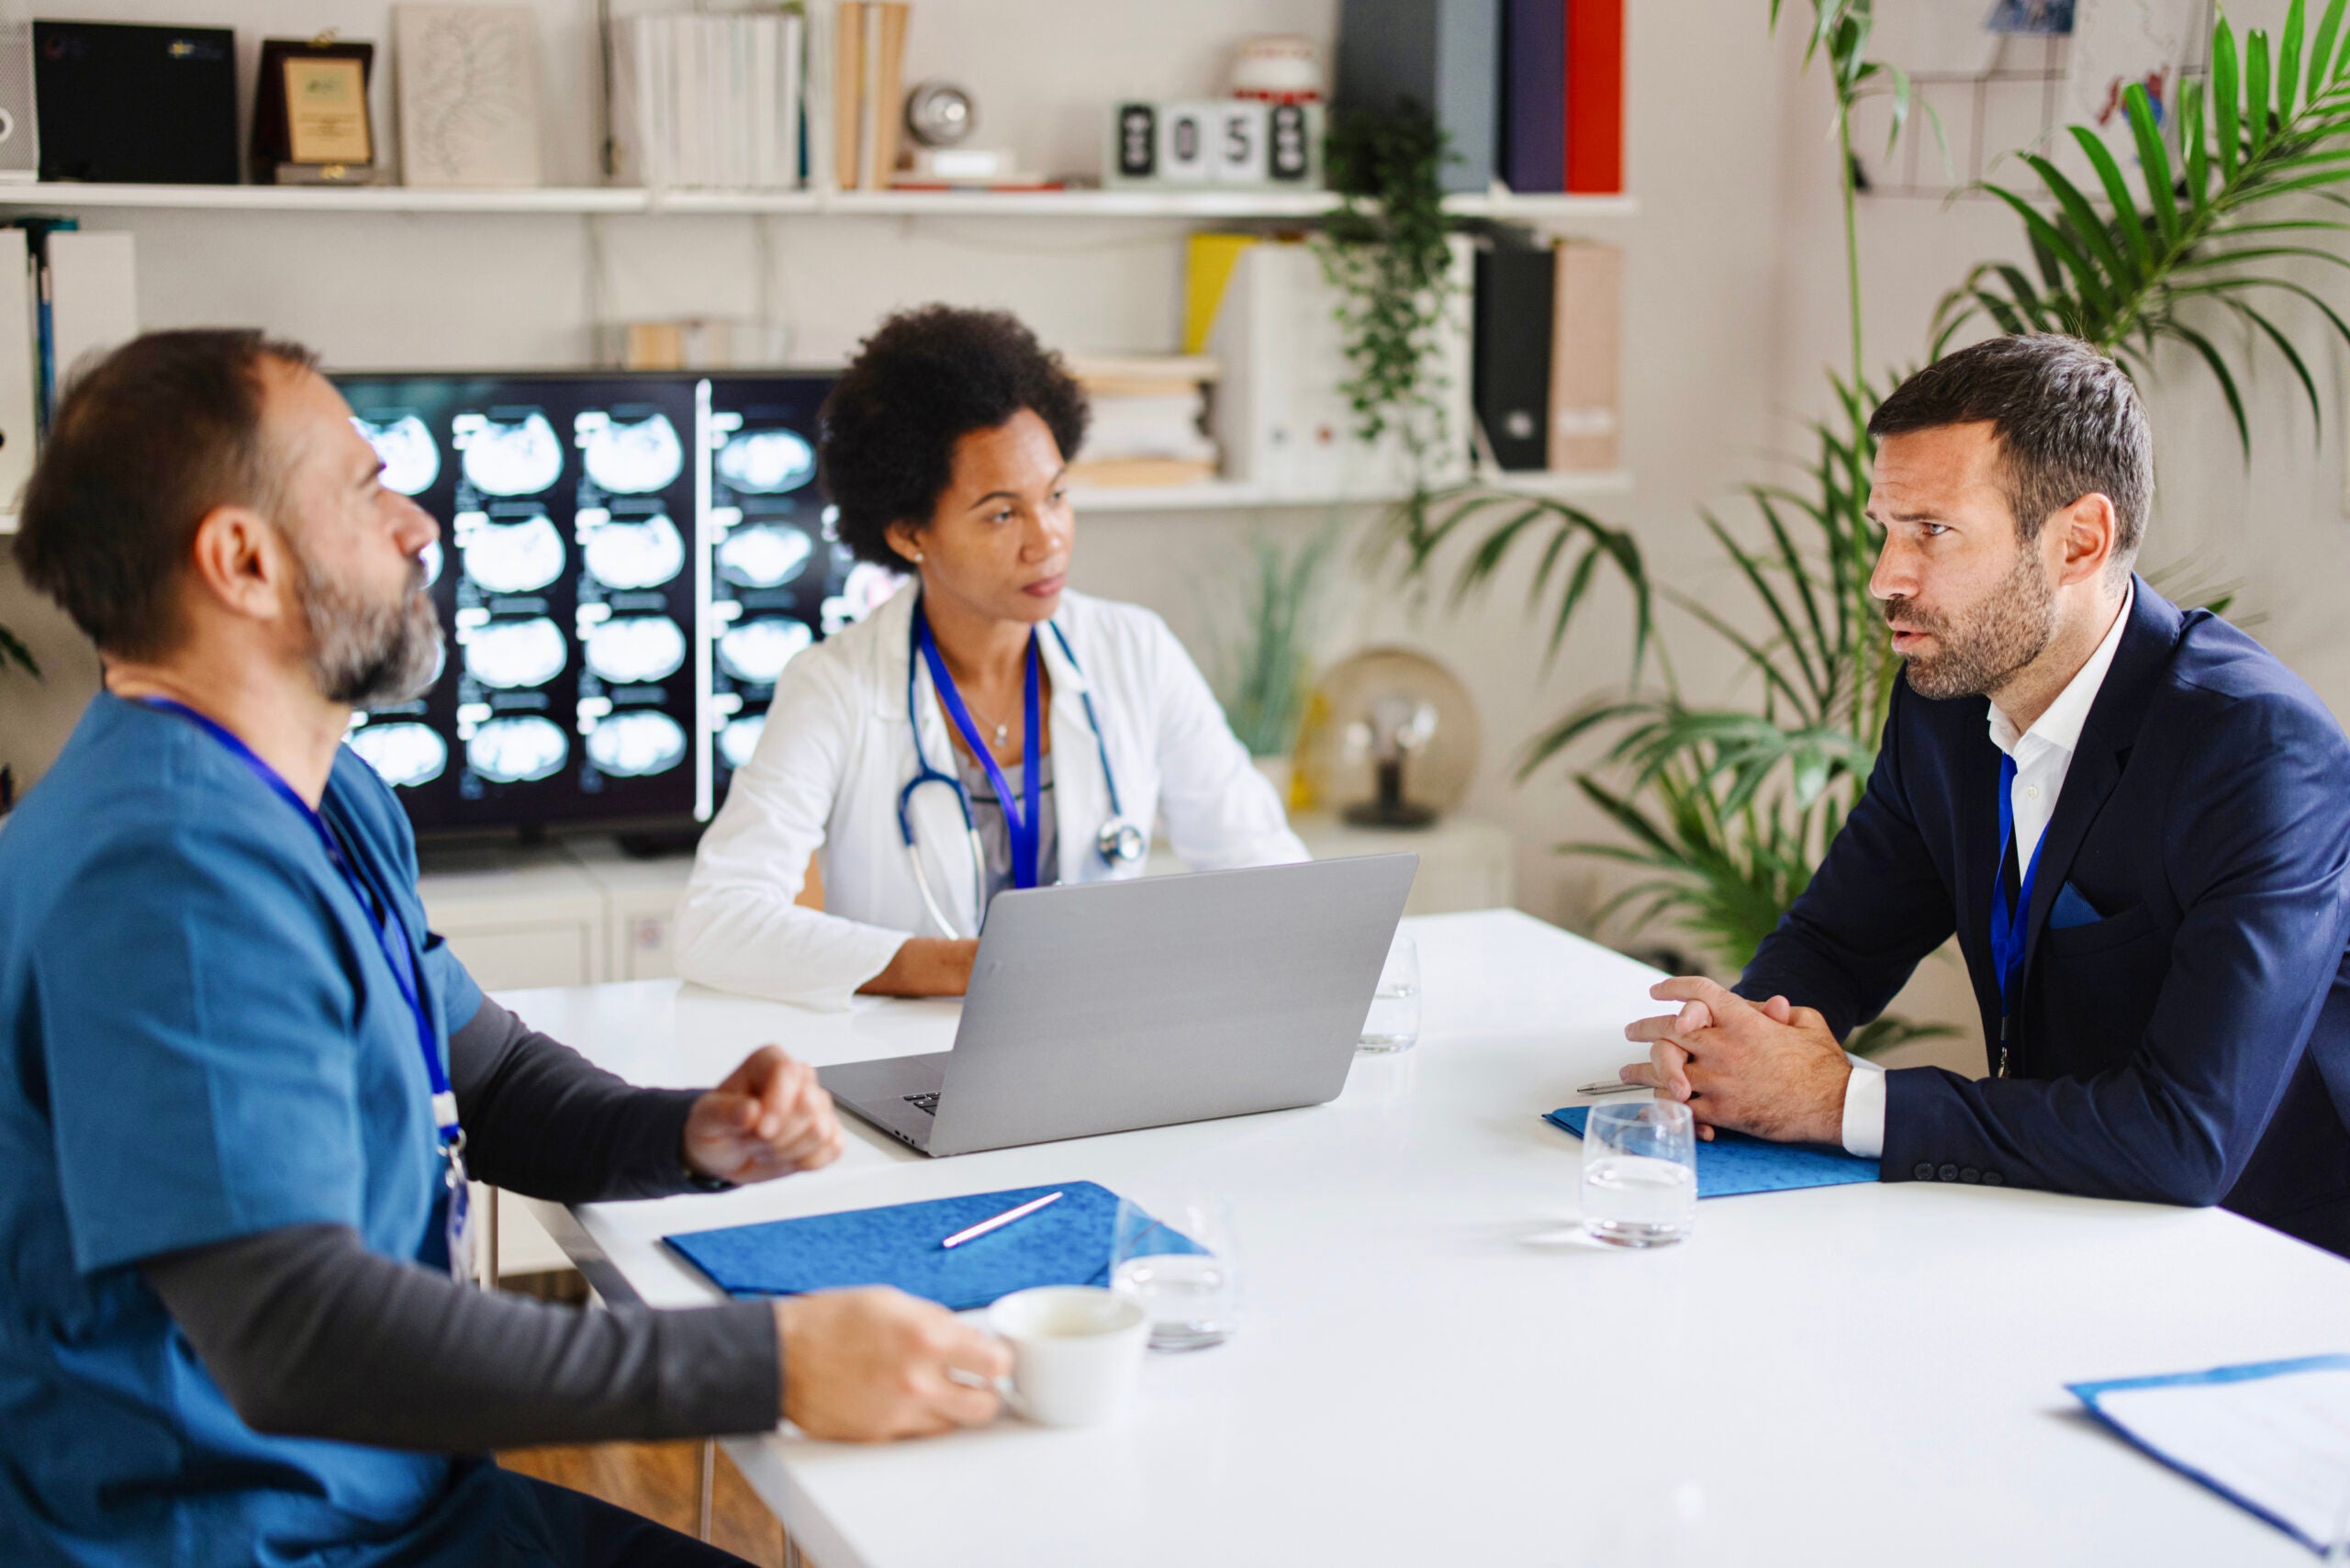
1546 1107 1881 1195
665 1181 1198 1313
1501 0 1567 193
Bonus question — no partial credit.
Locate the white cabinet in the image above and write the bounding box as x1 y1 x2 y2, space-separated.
1152 811 1516 916
565 839 692 982
415 847 606 989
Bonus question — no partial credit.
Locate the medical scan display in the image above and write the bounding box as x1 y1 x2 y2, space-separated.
335 372 856 835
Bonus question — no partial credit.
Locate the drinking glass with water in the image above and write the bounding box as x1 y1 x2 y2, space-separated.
1108 1190 1241 1351
1581 1100 1697 1248
1358 934 1420 1052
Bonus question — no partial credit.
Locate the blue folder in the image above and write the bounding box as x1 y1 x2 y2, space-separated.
2070 1354 2350 1553
1545 1106 1880 1196
665 1181 1198 1313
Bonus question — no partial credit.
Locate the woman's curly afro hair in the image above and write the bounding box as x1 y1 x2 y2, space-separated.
818 305 1090 566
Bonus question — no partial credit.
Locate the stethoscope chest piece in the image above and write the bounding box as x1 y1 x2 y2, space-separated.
1096 816 1147 866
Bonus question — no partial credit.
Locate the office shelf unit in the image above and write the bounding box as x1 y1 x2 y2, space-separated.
0 182 1634 222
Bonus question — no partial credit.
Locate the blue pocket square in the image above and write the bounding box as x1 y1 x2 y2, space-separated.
2050 882 2105 930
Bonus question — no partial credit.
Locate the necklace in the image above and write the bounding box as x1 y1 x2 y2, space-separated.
962 695 1013 749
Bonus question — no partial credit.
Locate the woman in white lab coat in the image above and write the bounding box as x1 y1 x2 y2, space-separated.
677 306 1306 1009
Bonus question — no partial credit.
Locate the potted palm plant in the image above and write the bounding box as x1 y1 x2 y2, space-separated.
1395 0 2345 1049
1210 527 1339 804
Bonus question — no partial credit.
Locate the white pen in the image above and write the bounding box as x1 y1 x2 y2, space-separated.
940 1191 1064 1249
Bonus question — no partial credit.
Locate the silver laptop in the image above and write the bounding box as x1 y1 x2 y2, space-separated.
819 854 1417 1157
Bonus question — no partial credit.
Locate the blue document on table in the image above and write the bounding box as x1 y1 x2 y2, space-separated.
665 1181 1199 1313
2069 1354 2350 1553
1544 1107 1880 1196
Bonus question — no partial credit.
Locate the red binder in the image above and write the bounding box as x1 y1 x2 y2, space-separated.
1565 0 1624 195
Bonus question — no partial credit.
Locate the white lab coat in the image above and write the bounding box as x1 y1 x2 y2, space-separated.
677 584 1309 1008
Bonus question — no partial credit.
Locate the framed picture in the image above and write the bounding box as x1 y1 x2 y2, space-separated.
252 37 375 184
394 4 543 188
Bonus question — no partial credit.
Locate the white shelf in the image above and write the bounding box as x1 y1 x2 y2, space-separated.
0 182 648 214
1069 470 1632 513
0 181 1636 223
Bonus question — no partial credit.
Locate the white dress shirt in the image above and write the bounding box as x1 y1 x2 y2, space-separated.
1840 580 2134 1158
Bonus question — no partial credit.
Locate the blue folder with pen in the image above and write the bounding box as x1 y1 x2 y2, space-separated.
1545 1106 1880 1196
665 1181 1200 1313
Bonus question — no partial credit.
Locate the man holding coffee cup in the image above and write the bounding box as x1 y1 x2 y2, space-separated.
0 330 1012 1568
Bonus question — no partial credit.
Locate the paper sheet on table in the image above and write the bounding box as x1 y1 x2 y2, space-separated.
1544 1106 1879 1196
2070 1355 2350 1552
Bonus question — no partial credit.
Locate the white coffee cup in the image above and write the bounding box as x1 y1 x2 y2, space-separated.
987 1285 1148 1428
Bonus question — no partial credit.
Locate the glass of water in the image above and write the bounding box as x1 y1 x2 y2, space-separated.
1358 934 1420 1052
1108 1189 1241 1352
1581 1100 1697 1248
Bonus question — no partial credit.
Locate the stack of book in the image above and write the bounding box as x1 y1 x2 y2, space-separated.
610 10 806 190
1064 356 1221 489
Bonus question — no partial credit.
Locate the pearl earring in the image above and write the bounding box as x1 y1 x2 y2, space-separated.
912 551 924 563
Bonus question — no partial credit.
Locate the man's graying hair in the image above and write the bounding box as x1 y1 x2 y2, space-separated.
1868 333 2152 571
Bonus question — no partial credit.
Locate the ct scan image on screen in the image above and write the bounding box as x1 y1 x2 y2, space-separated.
334 371 877 838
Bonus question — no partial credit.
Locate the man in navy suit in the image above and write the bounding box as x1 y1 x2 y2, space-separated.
1618 333 2350 1256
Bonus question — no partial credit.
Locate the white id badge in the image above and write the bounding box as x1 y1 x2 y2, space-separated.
442 1146 477 1284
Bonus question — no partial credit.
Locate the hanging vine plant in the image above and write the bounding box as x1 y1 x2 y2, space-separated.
1318 101 1459 477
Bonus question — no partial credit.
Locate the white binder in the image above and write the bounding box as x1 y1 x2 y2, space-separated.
0 228 34 510
45 230 137 402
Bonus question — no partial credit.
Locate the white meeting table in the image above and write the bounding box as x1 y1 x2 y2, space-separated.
501 909 2350 1567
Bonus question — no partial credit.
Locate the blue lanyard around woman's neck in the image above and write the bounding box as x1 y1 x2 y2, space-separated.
915 615 1046 890
135 696 460 1148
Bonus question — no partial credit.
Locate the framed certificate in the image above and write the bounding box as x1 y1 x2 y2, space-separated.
252 37 375 183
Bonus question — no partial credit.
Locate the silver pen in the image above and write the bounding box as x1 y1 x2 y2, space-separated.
1575 1079 1649 1097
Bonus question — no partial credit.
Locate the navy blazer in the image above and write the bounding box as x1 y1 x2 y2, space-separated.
1740 579 2350 1255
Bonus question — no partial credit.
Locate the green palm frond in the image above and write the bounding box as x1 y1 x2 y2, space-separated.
1935 1 2350 453
1389 485 1655 678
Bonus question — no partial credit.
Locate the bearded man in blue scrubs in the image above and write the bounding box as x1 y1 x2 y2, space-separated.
0 330 1012 1567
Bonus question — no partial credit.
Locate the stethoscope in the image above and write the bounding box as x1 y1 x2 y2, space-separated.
896 602 1146 938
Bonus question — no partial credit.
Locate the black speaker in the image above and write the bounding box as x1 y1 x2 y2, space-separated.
34 21 238 185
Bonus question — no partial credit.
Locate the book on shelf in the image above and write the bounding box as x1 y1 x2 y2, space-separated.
1472 237 1555 471
1488 0 1627 197
610 9 804 191
1547 239 1620 471
832 2 910 193
1564 0 1624 195
1334 0 1501 195
1500 0 1567 194
1065 354 1220 487
1066 456 1219 488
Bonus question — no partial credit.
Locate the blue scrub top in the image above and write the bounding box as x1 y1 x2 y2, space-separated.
0 694 509 1566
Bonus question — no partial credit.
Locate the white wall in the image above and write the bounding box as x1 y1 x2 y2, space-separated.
2 1 1807 933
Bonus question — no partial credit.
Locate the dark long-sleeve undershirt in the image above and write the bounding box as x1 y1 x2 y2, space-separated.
140 998 779 1451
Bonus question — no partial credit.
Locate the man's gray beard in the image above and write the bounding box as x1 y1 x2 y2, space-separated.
295 546 443 710
1892 543 2058 701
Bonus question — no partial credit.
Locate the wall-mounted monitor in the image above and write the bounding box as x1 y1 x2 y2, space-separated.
330 370 901 838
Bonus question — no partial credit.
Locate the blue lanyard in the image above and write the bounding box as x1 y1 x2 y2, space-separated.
137 698 460 1148
915 617 1045 890
1988 750 2044 1053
